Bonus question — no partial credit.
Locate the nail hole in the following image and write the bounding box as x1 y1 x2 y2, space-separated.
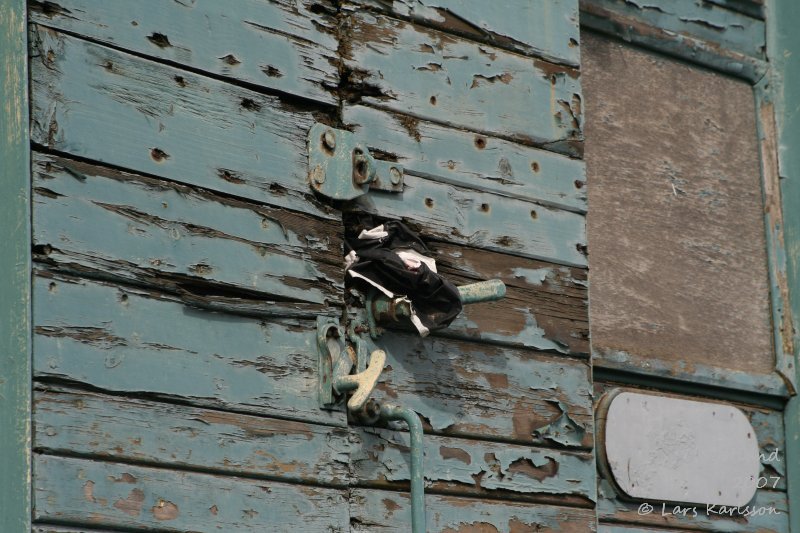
429 95 437 105
425 198 434 208
480 203 490 212
574 180 584 189
240 98 261 112
48 282 57 293
568 38 578 48
150 148 170 162
530 210 538 219
474 136 486 149
531 161 540 173
174 75 186 87
120 294 129 303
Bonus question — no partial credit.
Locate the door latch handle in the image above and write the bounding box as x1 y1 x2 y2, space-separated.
333 348 386 411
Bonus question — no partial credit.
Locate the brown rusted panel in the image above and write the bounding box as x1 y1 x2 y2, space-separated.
583 32 775 378
351 489 597 532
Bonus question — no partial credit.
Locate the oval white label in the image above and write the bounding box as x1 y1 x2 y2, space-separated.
602 391 759 506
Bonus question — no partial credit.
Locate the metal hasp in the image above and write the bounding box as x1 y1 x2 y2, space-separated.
369 279 507 332
307 123 403 201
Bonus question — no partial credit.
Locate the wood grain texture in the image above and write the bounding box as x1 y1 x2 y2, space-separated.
433 242 589 355
29 0 339 104
33 388 351 486
350 488 597 532
583 32 775 377
33 454 349 531
0 1 31 531
33 153 343 306
354 174 587 267
345 105 587 213
580 0 765 59
369 332 593 448
340 10 583 156
352 427 595 503
346 0 581 66
30 26 333 214
33 271 345 427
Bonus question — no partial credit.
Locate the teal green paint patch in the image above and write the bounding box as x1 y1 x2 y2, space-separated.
34 388 352 486
350 0 581 67
342 11 583 156
32 153 343 305
345 105 587 213
0 1 31 531
356 174 587 267
33 272 345 426
34 455 350 530
29 0 339 104
30 27 333 217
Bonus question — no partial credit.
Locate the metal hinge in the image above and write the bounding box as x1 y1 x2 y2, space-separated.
307 123 404 201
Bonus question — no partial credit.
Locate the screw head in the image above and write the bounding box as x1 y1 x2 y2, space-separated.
322 129 336 151
389 166 402 185
311 165 325 185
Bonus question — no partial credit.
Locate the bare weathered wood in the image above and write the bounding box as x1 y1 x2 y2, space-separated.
33 388 351 486
354 174 587 267
583 33 775 380
30 26 333 214
33 153 343 306
433 242 588 354
33 455 349 531
369 332 593 448
346 0 581 66
33 271 345 426
340 11 583 156
350 488 597 532
29 0 339 104
345 105 587 213
352 427 595 503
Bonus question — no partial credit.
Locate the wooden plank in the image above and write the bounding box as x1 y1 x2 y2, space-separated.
350 488 597 532
433 242 588 354
32 153 343 306
580 0 765 59
597 479 788 532
347 0 581 66
29 0 339 104
0 1 31 531
706 0 764 19
33 455 349 531
33 388 351 486
370 332 593 448
345 104 587 213
341 11 583 156
30 26 332 214
352 427 595 504
353 174 587 267
32 271 345 426
583 32 776 380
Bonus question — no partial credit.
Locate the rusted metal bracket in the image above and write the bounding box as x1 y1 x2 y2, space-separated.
307 123 403 201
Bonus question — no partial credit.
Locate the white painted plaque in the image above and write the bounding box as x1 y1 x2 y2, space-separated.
602 391 759 506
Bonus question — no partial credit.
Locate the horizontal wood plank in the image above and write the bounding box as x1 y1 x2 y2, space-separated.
597 479 788 532
345 104 587 212
354 174 587 267
33 271 345 426
346 0 581 66
580 0 765 59
341 11 583 156
29 0 338 104
370 332 593 448
350 488 597 532
33 388 351 486
352 427 595 503
433 242 588 354
33 455 349 531
33 153 343 306
30 26 331 214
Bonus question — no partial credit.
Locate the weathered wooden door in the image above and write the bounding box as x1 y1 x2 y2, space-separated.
26 1 597 531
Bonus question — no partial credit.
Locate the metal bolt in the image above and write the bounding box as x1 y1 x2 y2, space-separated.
322 129 336 151
389 166 402 185
353 150 371 185
311 165 325 185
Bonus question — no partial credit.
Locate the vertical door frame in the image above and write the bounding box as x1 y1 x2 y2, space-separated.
0 0 31 530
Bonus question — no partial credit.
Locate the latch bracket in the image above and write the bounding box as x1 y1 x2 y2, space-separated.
308 123 403 201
